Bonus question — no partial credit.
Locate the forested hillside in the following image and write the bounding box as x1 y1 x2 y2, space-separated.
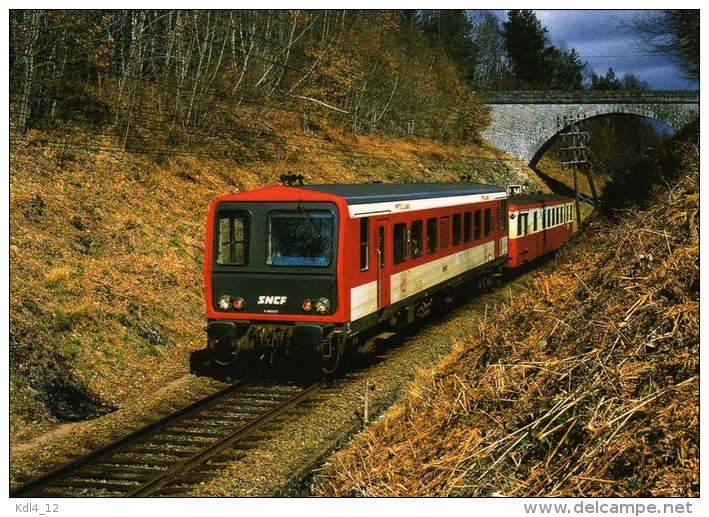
10 10 493 154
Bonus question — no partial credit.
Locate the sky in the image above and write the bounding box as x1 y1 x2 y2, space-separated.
530 9 698 90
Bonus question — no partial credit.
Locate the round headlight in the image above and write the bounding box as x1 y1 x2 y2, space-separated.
218 295 232 311
314 297 330 314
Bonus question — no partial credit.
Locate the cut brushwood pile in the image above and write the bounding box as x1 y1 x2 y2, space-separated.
313 146 698 497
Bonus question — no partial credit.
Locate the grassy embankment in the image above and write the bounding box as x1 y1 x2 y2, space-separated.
10 127 544 446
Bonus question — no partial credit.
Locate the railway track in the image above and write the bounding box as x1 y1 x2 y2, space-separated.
10 380 321 497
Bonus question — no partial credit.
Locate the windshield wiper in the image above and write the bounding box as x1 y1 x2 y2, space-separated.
297 201 324 246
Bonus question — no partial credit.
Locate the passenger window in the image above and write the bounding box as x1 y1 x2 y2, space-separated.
440 217 451 249
360 218 369 271
393 223 408 264
411 220 423 258
533 212 538 232
517 212 529 237
452 213 462 246
484 208 492 237
474 210 481 240
427 218 437 254
463 212 472 243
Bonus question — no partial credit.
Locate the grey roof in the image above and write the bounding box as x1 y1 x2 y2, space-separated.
299 182 505 205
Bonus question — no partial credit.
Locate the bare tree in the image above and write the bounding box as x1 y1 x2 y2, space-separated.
626 10 699 82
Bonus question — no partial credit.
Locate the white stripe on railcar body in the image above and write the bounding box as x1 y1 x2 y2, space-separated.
350 281 378 321
508 202 574 239
348 192 507 218
349 241 498 322
390 241 496 304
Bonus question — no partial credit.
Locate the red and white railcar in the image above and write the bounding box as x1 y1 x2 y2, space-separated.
195 182 509 377
507 194 575 268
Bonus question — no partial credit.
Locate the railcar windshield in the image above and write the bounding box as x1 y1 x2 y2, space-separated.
268 209 334 267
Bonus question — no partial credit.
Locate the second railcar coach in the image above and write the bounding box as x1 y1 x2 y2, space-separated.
507 193 575 268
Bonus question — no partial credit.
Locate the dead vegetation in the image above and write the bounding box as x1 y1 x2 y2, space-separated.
312 141 698 497
9 129 542 446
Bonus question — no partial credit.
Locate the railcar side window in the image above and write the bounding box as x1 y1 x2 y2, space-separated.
411 220 423 258
517 212 528 237
217 210 249 265
427 218 437 254
533 212 538 232
439 217 451 249
268 210 333 267
463 212 472 243
379 227 385 268
393 223 408 264
360 218 369 271
484 208 492 237
452 213 462 246
473 210 481 240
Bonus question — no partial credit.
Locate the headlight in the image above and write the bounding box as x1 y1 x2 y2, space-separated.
218 295 232 311
314 297 330 314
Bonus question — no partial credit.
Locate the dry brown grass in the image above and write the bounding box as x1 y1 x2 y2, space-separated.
312 143 698 497
10 127 540 446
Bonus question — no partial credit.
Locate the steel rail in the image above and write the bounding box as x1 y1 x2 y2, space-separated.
125 382 321 497
10 379 251 498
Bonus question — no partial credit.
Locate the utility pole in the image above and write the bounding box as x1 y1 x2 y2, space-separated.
557 115 596 229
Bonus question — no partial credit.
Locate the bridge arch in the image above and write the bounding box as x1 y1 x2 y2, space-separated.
527 111 676 167
481 91 699 166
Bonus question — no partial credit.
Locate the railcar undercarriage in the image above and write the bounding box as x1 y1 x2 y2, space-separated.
191 263 502 382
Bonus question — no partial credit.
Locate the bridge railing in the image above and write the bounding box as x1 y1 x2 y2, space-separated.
481 90 699 105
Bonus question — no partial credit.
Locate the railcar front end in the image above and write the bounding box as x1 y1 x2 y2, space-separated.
193 186 349 379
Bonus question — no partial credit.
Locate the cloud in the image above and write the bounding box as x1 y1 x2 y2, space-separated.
492 9 697 90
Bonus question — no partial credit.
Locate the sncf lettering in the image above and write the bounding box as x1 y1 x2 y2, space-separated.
257 296 288 305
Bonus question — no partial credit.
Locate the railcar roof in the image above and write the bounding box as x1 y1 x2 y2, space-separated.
298 182 505 205
508 193 572 206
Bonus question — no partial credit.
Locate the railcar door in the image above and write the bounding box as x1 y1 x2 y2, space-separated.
376 219 391 310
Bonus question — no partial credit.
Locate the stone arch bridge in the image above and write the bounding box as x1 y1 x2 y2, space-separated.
481 90 699 166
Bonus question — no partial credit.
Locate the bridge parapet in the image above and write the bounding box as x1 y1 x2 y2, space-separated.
482 90 699 105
